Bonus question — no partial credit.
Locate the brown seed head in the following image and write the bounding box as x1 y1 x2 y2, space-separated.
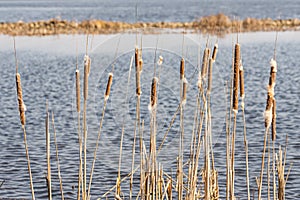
135 47 139 69
84 55 90 100
212 44 218 62
16 73 26 126
232 43 240 112
201 48 210 80
207 58 213 94
269 59 277 88
105 73 113 100
180 57 185 80
150 77 158 108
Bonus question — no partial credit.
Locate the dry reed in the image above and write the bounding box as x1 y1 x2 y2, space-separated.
272 98 276 141
45 102 52 200
87 73 113 200
76 70 80 112
51 112 64 200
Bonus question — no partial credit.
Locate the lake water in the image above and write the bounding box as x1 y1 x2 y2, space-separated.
0 0 299 23
0 31 299 199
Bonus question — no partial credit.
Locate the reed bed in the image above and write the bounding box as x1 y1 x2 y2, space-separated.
13 33 293 200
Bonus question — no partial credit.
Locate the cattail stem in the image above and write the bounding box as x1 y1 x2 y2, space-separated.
83 54 90 200
45 102 52 200
272 98 277 141
52 112 64 200
77 113 82 200
76 70 80 112
23 127 35 200
75 69 82 200
87 73 113 200
131 46 142 200
116 56 133 197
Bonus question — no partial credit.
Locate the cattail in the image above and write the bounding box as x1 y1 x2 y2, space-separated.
135 47 142 96
265 59 277 128
135 47 139 68
84 55 90 100
201 48 210 80
157 55 163 66
150 77 158 108
180 58 185 80
16 73 26 126
272 98 277 141
76 70 80 112
239 63 245 99
105 73 113 100
207 58 213 94
182 78 188 105
232 43 240 113
212 44 218 62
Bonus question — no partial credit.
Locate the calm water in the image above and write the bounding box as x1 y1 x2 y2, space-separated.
0 32 299 199
0 0 299 23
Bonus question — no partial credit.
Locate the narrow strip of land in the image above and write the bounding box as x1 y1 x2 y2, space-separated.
1 14 299 36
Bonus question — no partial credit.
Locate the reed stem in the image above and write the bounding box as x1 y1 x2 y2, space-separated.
51 112 64 200
45 102 52 200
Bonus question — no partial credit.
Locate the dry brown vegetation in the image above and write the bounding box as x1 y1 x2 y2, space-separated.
1 13 300 36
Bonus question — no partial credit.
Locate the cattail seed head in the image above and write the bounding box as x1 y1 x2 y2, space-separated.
207 58 213 94
75 70 80 112
239 64 245 99
232 43 240 113
105 73 113 100
272 98 276 141
150 77 158 109
212 44 218 62
135 47 142 96
16 73 26 126
135 47 139 69
182 78 188 105
180 58 185 80
201 48 210 80
269 59 277 88
84 55 90 100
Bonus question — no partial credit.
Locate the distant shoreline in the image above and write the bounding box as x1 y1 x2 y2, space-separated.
1 13 299 36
